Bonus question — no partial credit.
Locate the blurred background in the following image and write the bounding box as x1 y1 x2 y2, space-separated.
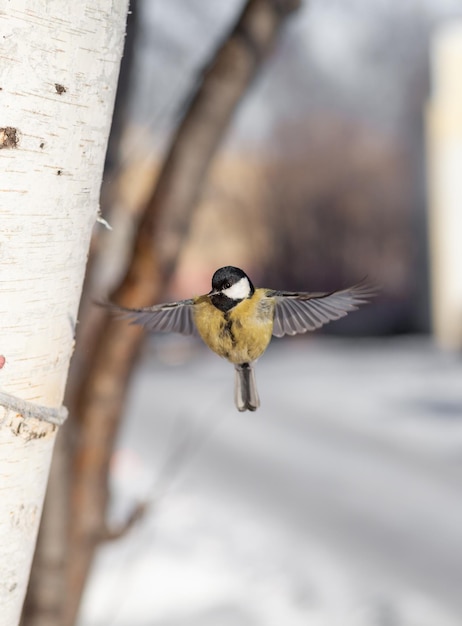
22 1 462 626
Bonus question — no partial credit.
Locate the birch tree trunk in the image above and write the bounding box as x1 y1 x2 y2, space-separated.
0 2 128 625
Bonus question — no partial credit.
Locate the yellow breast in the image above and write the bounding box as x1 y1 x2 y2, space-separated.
193 290 275 364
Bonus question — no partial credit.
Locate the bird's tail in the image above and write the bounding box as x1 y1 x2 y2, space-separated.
234 363 260 412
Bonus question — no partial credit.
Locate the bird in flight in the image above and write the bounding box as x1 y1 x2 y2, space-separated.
109 266 375 412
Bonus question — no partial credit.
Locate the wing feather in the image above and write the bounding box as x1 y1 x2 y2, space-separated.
272 303 285 337
104 299 198 336
271 279 376 338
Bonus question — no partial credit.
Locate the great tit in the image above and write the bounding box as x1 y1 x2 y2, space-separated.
110 266 374 412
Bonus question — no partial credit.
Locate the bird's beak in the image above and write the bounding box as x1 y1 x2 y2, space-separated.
208 289 218 296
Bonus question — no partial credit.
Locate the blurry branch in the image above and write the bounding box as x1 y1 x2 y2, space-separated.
100 502 148 543
101 412 217 546
93 412 225 626
150 0 302 283
62 1 302 625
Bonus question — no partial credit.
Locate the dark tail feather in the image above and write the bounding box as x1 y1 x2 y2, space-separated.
234 363 260 412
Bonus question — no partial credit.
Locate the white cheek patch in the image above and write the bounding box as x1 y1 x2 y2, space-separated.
223 277 251 300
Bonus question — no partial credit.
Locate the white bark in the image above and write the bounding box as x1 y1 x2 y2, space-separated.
0 2 129 624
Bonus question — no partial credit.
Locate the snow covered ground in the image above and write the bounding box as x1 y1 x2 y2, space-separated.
78 336 462 626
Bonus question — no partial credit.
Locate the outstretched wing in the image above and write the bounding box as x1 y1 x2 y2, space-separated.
105 299 198 336
271 279 376 337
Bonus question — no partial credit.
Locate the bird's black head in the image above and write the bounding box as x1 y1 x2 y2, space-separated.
210 266 255 312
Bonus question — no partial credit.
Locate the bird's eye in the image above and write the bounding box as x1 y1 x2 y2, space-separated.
224 282 231 289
